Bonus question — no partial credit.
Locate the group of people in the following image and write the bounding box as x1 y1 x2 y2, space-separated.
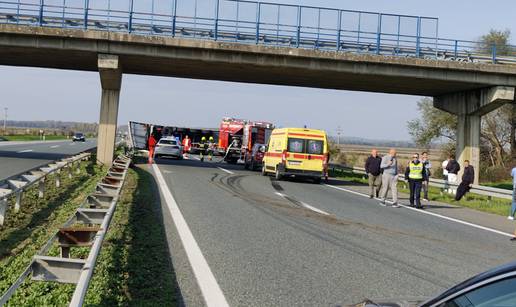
365 149 476 209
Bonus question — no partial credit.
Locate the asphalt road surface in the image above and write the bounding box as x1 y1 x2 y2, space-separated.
0 139 96 181
151 156 515 307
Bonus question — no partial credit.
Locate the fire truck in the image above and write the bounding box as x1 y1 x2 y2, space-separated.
218 118 274 164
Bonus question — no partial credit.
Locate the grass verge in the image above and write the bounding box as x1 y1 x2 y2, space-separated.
2 165 178 306
329 169 512 217
3 135 68 142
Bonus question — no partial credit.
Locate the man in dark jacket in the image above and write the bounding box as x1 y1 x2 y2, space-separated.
365 149 382 198
445 155 460 194
455 160 474 201
405 153 428 209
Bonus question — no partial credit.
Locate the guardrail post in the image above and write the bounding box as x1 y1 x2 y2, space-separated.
255 3 260 44
68 164 73 179
214 0 220 40
38 179 45 199
376 14 382 55
128 0 134 33
84 0 89 29
76 161 81 174
336 10 342 51
296 6 301 48
0 198 6 226
492 43 497 64
39 0 44 26
55 169 61 188
15 191 22 212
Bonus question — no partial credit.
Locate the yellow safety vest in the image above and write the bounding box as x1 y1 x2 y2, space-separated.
409 162 423 180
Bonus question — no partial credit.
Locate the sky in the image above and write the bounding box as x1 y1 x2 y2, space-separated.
1 0 515 141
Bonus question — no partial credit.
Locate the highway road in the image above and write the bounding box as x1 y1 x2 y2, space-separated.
0 139 96 181
150 156 516 307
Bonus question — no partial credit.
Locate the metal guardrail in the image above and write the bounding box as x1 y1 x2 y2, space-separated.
0 154 131 307
0 0 515 64
0 152 91 225
329 164 513 201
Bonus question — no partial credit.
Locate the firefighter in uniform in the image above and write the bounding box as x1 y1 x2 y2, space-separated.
207 136 215 161
405 153 427 209
199 136 207 162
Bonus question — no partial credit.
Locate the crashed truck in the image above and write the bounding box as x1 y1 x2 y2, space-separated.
218 118 274 164
128 121 218 154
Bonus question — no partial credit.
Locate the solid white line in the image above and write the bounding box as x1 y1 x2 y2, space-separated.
50 145 60 148
274 192 330 216
324 184 513 238
217 167 234 175
16 149 33 153
152 164 229 307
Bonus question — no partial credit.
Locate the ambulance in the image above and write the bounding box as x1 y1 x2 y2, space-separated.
262 128 329 183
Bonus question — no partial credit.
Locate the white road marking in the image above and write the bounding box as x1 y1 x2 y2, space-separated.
16 149 33 153
191 156 201 161
152 164 229 307
275 192 330 216
69 143 76 146
50 145 60 148
325 184 514 238
217 167 234 175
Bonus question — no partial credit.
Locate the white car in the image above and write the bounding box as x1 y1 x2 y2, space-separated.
154 137 183 159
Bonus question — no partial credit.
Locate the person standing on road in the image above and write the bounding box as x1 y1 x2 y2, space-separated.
442 157 450 193
365 149 382 199
182 135 191 159
446 155 460 194
421 152 432 201
455 160 474 201
379 148 399 207
199 136 207 162
207 136 215 161
405 153 427 209
509 166 516 220
148 133 157 164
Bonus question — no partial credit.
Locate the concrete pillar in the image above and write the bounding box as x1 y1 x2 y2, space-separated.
97 54 122 166
434 86 515 185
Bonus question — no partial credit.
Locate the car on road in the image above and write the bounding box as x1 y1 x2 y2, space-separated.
154 137 183 159
72 133 86 142
353 260 516 307
244 143 266 171
262 127 329 183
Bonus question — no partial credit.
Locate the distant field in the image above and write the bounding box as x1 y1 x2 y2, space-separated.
2 135 68 141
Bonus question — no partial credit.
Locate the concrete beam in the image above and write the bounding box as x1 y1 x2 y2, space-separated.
434 86 515 185
96 54 122 166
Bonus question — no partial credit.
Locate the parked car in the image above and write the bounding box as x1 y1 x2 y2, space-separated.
244 143 266 171
154 137 183 159
72 133 86 142
352 261 516 307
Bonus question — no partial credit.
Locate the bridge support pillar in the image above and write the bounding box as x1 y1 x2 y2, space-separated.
434 86 515 184
97 54 122 166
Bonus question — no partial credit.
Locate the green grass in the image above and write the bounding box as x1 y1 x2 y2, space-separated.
3 135 68 141
484 180 513 191
329 169 512 217
1 165 178 306
0 161 104 306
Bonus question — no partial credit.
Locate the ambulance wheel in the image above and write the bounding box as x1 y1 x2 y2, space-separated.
313 177 321 184
275 168 282 180
244 161 250 170
261 164 267 176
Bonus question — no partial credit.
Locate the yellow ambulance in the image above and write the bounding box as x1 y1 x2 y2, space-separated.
262 127 329 183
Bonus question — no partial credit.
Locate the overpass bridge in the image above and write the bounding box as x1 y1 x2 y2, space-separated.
0 0 515 183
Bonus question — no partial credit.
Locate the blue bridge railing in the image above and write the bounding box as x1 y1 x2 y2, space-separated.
0 0 515 64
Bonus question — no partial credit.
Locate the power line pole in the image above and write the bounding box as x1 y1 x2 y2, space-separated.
3 107 7 136
336 126 343 145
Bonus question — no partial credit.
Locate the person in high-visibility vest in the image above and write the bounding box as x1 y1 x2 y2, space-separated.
404 153 427 209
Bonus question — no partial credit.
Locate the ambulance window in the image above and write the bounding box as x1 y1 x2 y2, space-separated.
288 138 304 153
307 140 323 155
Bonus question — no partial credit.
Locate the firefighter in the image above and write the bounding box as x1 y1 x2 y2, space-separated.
199 136 207 162
404 153 427 209
207 136 215 161
148 133 157 164
182 135 191 159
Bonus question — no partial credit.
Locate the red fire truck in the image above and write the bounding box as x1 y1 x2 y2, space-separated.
218 118 274 164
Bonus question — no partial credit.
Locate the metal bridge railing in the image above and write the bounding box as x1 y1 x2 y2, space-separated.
0 0 515 64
